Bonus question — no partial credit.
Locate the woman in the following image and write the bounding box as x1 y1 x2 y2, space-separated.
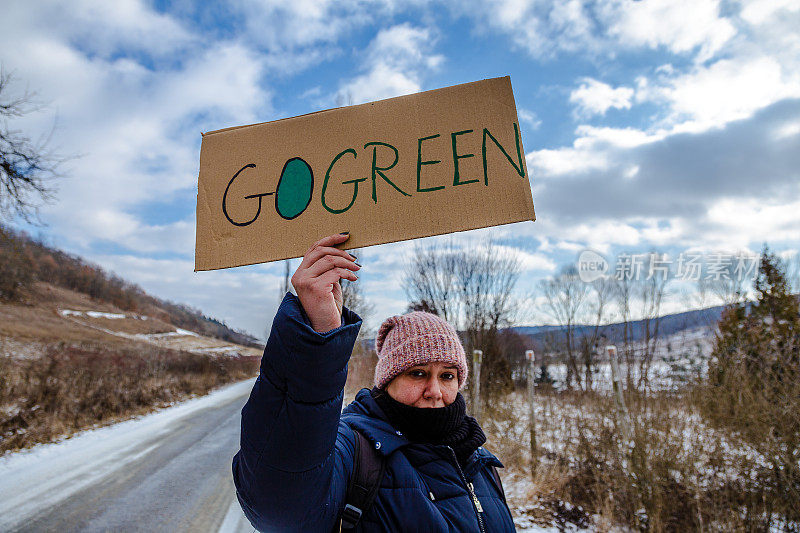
232 233 515 532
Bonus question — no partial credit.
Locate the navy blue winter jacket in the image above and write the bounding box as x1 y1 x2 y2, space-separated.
232 293 516 532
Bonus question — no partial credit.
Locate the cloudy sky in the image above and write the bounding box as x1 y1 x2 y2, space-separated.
2 0 798 338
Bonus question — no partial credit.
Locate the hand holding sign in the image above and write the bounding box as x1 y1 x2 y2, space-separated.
291 233 360 333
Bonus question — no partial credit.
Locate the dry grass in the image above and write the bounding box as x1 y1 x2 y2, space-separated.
0 342 260 455
0 283 147 346
344 342 378 401
479 386 799 532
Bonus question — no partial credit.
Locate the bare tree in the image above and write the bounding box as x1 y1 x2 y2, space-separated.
457 242 520 341
404 239 522 394
404 240 461 323
0 69 62 222
539 265 588 389
707 270 748 307
635 253 669 389
581 277 613 390
612 273 636 388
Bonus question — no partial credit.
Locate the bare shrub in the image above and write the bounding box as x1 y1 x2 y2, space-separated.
0 230 34 301
0 343 259 455
481 385 796 531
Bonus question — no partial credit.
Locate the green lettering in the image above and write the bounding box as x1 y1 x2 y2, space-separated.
451 129 477 186
416 134 444 193
364 141 410 203
482 123 525 186
322 148 366 214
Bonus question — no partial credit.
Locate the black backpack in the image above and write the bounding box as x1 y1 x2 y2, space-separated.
336 428 387 531
335 428 507 531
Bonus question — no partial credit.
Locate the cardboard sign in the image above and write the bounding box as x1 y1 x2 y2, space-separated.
195 76 536 271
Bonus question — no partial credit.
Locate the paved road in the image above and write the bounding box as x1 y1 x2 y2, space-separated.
0 380 256 533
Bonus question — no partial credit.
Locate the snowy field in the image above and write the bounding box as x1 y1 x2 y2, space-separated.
530 326 716 391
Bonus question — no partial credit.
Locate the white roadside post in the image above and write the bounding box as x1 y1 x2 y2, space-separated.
472 349 483 423
525 349 537 470
607 345 633 446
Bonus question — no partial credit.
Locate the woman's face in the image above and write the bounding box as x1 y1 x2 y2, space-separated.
385 361 459 408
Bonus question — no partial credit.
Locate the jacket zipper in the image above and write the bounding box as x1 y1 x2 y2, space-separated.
445 446 486 533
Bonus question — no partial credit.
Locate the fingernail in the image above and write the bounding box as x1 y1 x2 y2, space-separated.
354 262 362 267
340 231 349 235
350 254 358 260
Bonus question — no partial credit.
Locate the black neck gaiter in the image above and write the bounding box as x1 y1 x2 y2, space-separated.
370 387 486 466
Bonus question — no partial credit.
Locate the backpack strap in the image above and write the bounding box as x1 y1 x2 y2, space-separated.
337 428 387 531
489 465 507 503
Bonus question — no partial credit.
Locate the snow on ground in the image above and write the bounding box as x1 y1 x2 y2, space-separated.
504 472 592 533
55 308 260 358
534 326 715 392
59 309 138 320
0 379 255 532
146 328 200 338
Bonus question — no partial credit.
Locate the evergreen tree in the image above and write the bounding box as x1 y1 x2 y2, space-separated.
701 246 800 522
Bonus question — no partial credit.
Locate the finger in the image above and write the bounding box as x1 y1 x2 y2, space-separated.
300 246 357 270
306 255 361 278
315 267 358 288
303 233 350 261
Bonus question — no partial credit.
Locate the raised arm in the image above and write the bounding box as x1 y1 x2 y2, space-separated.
232 233 362 532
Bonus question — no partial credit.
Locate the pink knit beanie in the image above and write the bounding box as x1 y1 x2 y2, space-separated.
374 311 468 390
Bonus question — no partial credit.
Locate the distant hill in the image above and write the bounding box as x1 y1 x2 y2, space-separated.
0 226 261 348
513 305 725 346
358 305 725 356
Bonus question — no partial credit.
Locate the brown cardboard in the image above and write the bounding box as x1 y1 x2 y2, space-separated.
195 76 535 271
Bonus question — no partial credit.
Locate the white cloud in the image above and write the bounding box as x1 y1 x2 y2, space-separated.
458 0 735 61
546 220 642 250
570 78 634 117
338 24 444 104
0 2 273 296
460 0 602 59
518 108 542 129
236 0 388 51
1 0 195 63
573 125 658 148
528 146 609 177
68 0 195 58
648 56 800 132
525 96 800 259
511 249 557 271
605 0 735 62
703 197 800 249
740 0 800 25
529 125 659 177
2 27 268 248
